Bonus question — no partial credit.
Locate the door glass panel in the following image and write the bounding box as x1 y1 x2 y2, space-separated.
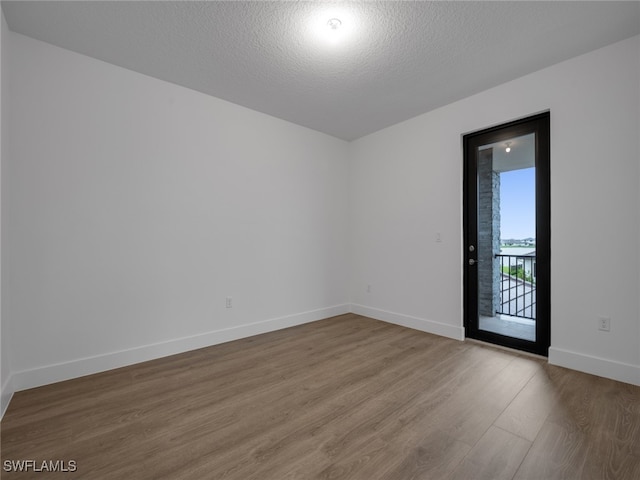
476 133 536 342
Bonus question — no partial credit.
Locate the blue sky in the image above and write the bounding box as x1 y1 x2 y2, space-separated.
500 168 536 239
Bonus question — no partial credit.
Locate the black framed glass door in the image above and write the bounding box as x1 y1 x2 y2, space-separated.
463 113 550 356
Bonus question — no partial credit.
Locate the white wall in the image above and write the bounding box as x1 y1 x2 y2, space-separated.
349 35 640 385
1 28 638 418
0 11 9 417
4 32 350 393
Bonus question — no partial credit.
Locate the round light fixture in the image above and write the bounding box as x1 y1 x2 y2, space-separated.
327 18 342 30
306 9 355 48
505 141 512 153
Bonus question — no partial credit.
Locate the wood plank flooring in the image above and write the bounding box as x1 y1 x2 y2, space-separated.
2 314 639 479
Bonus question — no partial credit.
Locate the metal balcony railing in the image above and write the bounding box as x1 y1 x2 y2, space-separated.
495 254 536 320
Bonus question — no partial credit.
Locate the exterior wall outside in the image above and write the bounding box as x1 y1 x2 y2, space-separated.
477 149 500 317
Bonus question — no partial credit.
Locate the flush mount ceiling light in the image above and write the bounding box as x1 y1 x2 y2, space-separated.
306 8 356 47
327 18 342 30
505 141 512 153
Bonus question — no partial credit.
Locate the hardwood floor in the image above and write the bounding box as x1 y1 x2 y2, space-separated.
2 314 639 479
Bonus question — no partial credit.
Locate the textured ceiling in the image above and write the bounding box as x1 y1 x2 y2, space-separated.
3 1 639 141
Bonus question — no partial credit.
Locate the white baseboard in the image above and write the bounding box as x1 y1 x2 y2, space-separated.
350 304 465 341
8 305 637 420
549 347 640 386
9 304 351 395
1 374 15 420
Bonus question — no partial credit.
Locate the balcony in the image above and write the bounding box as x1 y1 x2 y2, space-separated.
478 253 536 342
496 253 536 320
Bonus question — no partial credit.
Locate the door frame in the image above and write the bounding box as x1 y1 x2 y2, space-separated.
463 112 550 356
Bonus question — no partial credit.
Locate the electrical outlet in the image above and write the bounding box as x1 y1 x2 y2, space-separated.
226 296 233 309
598 316 610 332
366 284 371 293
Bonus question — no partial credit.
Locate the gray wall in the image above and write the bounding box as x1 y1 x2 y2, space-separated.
477 149 500 317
